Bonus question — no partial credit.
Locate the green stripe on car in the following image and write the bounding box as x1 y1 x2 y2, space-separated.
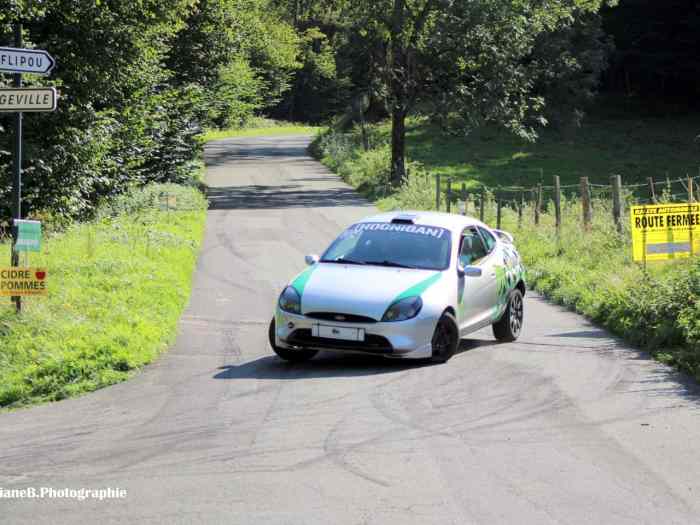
392 272 442 303
291 265 317 296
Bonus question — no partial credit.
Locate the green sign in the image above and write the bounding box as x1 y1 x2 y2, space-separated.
15 219 41 252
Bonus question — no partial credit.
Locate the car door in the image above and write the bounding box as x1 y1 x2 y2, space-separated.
456 227 498 333
475 227 501 323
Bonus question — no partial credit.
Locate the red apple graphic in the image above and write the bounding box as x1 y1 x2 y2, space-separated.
35 270 46 280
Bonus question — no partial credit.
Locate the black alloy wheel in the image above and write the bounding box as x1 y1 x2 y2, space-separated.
493 289 524 342
431 312 459 363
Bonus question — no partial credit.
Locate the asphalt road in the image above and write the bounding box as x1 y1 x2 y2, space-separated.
2 135 700 525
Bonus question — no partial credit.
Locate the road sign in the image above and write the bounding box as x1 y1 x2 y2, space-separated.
14 219 41 252
630 203 700 262
0 47 55 75
0 267 47 297
0 87 57 112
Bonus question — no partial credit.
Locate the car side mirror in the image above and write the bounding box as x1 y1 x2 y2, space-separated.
305 254 320 266
457 264 482 278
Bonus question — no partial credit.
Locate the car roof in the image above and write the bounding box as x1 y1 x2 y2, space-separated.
358 211 490 233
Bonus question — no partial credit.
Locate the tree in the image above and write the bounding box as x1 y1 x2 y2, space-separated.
602 0 700 104
168 0 300 127
0 0 301 220
305 0 615 185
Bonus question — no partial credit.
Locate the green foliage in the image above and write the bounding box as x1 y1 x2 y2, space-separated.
211 58 266 129
0 0 204 221
0 0 301 222
169 0 300 127
531 12 614 134
0 184 207 409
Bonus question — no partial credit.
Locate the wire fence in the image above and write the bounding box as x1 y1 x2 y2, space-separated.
436 171 700 232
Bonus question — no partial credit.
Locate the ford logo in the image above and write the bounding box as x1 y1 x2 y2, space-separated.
335 315 346 321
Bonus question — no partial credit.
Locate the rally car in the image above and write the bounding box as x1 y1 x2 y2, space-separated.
269 211 526 363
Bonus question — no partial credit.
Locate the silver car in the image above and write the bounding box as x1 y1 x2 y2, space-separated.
269 211 526 363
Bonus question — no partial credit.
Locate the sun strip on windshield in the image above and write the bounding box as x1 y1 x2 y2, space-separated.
351 222 448 239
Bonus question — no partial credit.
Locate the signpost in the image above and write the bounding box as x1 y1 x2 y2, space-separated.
14 220 42 252
0 46 55 75
0 268 47 297
1 23 57 312
630 203 700 263
0 87 57 112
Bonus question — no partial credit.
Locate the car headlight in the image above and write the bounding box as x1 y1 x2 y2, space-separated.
279 286 301 314
382 296 423 322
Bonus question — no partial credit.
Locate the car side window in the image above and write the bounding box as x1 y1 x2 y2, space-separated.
477 227 497 253
459 229 488 267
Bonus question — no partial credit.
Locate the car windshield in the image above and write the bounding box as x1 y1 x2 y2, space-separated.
321 222 452 271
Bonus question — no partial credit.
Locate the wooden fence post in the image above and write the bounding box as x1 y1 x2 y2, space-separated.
689 176 695 256
689 175 694 202
446 179 452 213
435 174 441 210
518 190 524 228
479 187 485 222
496 193 502 229
534 184 542 226
581 177 592 232
647 177 656 203
612 174 623 234
461 183 468 215
554 175 561 233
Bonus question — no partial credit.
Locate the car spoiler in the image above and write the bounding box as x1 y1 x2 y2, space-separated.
493 229 514 244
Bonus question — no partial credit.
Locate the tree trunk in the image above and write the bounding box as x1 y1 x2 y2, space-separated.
390 0 407 186
391 107 407 185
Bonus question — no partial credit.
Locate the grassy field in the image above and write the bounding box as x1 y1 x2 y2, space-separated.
202 121 319 142
312 112 700 382
356 110 700 189
0 184 207 409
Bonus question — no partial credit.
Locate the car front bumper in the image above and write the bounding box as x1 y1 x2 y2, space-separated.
274 308 438 359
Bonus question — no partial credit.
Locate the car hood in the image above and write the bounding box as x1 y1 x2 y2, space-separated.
294 263 441 321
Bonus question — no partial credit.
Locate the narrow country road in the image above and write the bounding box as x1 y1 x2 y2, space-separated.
2 135 700 525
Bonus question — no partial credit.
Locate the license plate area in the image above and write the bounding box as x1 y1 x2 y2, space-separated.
312 324 365 342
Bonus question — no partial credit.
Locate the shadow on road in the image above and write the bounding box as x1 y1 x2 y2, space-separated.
207 184 369 210
205 138 313 168
214 339 488 380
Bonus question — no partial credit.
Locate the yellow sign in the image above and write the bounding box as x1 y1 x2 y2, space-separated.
0 268 48 297
630 204 700 262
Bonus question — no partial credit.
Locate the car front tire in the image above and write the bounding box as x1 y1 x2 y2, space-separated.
431 311 459 363
493 289 524 342
268 317 318 362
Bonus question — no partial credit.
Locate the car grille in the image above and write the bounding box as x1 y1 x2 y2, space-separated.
287 329 393 354
304 312 378 324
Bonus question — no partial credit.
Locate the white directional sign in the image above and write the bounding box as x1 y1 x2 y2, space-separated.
0 87 57 112
0 47 55 75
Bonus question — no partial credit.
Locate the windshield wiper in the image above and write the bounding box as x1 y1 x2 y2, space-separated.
321 257 367 265
367 260 420 269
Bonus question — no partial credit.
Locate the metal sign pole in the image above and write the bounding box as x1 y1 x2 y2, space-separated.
11 22 23 313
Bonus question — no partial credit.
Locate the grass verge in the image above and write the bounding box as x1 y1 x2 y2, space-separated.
0 183 207 409
311 122 700 382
